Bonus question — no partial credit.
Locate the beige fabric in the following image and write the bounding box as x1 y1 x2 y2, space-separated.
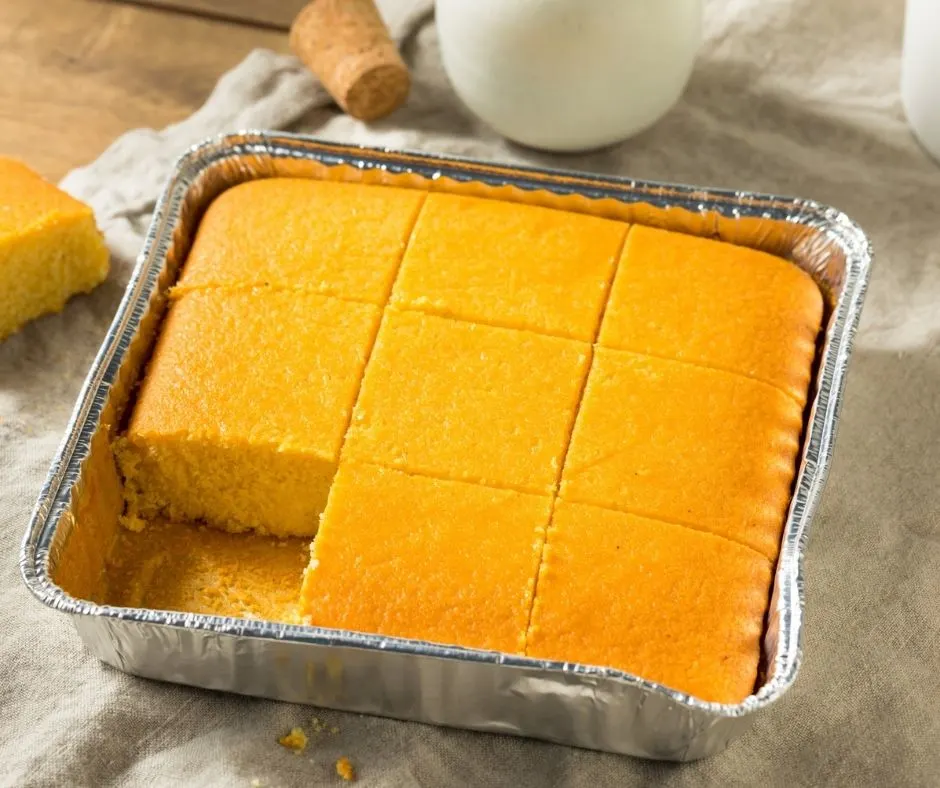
2 0 939 784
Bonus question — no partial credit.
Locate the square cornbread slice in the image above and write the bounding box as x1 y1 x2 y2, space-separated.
391 194 627 341
172 179 425 305
115 289 380 537
343 309 591 494
0 158 109 340
560 348 804 559
526 501 772 704
599 226 823 404
301 462 552 653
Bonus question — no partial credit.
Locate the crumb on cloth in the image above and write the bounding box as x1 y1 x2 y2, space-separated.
278 726 308 753
310 716 340 736
335 756 356 782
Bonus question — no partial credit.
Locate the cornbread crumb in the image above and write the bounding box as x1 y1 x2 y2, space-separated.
121 513 147 533
308 716 339 737
335 757 356 782
278 727 308 753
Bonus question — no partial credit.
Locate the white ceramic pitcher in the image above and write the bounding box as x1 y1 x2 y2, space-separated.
902 0 940 162
436 0 703 152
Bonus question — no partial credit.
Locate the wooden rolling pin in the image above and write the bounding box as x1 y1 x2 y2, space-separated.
290 0 411 122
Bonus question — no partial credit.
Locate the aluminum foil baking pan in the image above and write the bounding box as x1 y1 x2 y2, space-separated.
20 132 872 761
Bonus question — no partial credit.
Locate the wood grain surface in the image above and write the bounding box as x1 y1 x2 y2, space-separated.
0 0 290 181
121 0 307 29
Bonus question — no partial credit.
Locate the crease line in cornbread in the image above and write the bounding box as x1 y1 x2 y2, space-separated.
166 282 382 309
541 497 773 563
594 344 814 408
522 225 634 654
333 457 559 499
333 192 429 464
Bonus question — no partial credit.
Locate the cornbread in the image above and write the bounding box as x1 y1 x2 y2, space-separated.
102 175 826 705
560 347 805 559
278 727 309 753
391 194 627 341
600 226 823 404
0 157 109 340
343 309 591 494
335 756 356 782
116 289 380 537
526 501 773 704
300 462 552 653
172 179 424 304
105 520 308 623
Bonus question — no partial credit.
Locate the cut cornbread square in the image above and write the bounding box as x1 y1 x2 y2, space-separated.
0 157 109 340
526 501 772 704
390 193 627 341
172 178 425 304
115 289 381 537
560 348 804 559
599 226 823 404
105 521 308 624
343 309 592 494
301 461 552 653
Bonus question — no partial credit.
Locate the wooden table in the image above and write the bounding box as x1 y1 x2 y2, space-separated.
0 0 308 181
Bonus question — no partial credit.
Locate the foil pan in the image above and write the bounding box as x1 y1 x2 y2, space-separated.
20 132 872 761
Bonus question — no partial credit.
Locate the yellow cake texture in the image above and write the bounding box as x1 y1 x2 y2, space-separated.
560 347 805 559
526 501 773 703
102 177 824 705
301 461 552 653
343 309 591 494
600 226 822 404
116 288 380 537
105 520 308 623
172 178 425 304
391 193 627 341
0 157 109 340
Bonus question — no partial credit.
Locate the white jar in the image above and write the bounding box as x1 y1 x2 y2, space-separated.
901 0 940 162
436 0 703 152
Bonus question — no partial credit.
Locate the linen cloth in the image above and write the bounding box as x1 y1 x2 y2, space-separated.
1 0 938 784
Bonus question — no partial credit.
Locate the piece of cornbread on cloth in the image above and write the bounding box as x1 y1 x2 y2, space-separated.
525 500 773 704
390 193 627 341
301 461 552 653
343 309 592 495
599 226 823 405
0 157 109 340
560 348 805 560
115 288 380 537
171 178 425 305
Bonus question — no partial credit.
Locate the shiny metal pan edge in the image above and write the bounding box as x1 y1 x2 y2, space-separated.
20 131 873 761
